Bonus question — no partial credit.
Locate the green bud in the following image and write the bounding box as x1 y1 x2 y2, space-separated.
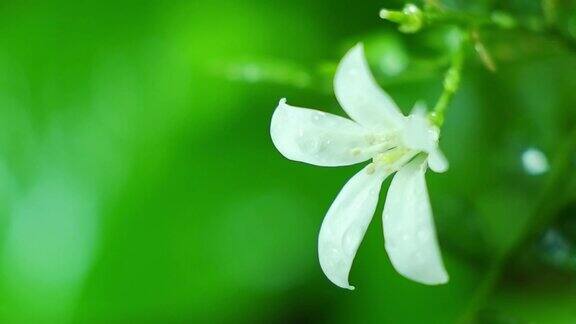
428 111 444 127
380 3 423 34
444 68 460 92
490 11 517 29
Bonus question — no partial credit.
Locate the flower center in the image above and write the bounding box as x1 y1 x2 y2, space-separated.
369 147 418 174
350 132 398 157
350 131 419 175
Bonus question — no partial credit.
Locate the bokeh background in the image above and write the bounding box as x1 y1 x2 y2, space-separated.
0 0 576 323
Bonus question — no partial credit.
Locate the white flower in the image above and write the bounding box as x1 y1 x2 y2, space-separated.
270 43 449 289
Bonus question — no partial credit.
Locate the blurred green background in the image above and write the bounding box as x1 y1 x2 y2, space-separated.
0 0 575 323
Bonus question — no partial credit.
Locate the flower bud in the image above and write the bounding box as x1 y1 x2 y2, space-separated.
380 3 424 34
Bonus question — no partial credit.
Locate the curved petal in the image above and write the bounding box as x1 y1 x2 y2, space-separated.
383 157 448 285
318 166 389 289
427 148 449 173
334 43 405 130
271 99 373 167
400 111 438 153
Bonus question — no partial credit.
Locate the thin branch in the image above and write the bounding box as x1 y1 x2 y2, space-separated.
430 41 465 127
457 126 576 323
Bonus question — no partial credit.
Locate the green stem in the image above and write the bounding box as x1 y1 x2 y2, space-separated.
430 44 465 127
457 126 576 323
427 8 576 51
381 5 576 320
542 0 558 27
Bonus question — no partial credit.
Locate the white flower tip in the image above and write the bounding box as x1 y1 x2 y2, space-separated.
437 273 450 285
410 101 428 116
419 271 449 286
318 244 358 290
318 258 353 290
270 99 288 157
428 152 449 173
330 277 356 290
271 99 288 126
353 42 364 52
394 261 449 285
340 43 365 68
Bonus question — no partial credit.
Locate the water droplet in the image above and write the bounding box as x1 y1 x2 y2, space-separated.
522 147 549 175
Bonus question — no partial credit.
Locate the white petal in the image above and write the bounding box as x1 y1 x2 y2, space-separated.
383 157 448 285
427 148 449 173
334 43 405 130
409 101 428 116
271 99 373 167
400 111 438 153
318 166 389 289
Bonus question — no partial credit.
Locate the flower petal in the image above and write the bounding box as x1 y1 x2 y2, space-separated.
383 156 448 285
318 166 389 289
334 43 405 130
400 111 438 153
271 99 373 166
427 148 449 173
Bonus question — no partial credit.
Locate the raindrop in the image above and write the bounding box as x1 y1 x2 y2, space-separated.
522 147 549 175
